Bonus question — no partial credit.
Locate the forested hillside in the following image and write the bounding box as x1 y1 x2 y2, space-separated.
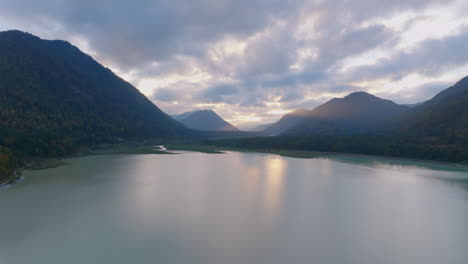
0 30 191 158
207 77 468 164
401 76 468 140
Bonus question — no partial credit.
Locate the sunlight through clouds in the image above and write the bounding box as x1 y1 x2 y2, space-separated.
2 0 467 125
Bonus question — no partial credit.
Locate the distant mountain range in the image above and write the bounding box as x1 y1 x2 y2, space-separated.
210 76 468 163
172 110 239 131
263 79 468 139
263 109 313 135
0 30 191 157
264 92 408 135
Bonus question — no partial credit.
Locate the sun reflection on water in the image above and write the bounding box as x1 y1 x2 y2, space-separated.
263 156 287 216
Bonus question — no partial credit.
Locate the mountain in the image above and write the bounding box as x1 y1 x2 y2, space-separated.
269 92 409 135
263 109 312 135
249 123 273 132
401 75 468 139
208 78 468 163
403 102 424 107
172 110 239 131
0 30 191 157
233 123 271 132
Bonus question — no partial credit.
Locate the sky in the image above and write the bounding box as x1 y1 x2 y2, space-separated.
1 0 468 129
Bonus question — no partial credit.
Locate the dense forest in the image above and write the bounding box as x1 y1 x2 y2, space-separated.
204 134 468 164
400 75 468 140
0 30 194 153
0 30 195 180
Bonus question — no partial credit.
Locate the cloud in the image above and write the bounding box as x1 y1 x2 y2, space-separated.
197 83 238 103
0 0 303 69
348 27 468 81
152 88 181 103
1 0 468 125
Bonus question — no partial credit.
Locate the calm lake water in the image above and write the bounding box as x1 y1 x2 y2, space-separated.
1 151 468 264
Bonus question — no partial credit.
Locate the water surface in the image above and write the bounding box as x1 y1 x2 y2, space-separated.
1 152 468 264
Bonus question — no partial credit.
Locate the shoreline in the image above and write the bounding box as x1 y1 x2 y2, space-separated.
0 144 178 190
2 143 467 190
225 148 468 169
165 144 468 169
0 170 25 190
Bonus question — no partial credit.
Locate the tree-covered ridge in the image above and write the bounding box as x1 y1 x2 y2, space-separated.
205 135 468 164
207 75 468 164
0 30 192 157
401 75 468 140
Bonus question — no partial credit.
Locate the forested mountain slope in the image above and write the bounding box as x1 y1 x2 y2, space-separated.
0 30 191 157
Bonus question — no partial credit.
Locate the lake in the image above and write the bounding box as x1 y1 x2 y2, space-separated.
1 151 468 264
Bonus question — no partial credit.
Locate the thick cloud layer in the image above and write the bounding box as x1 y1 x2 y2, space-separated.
1 0 468 128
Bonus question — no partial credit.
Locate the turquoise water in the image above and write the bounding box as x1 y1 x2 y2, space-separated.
1 151 467 264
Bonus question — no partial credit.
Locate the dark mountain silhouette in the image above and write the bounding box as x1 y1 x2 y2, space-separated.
263 109 312 135
265 92 408 135
0 30 191 157
172 110 239 131
209 77 468 163
401 75 468 140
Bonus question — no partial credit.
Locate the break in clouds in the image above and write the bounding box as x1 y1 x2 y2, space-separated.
1 0 468 128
